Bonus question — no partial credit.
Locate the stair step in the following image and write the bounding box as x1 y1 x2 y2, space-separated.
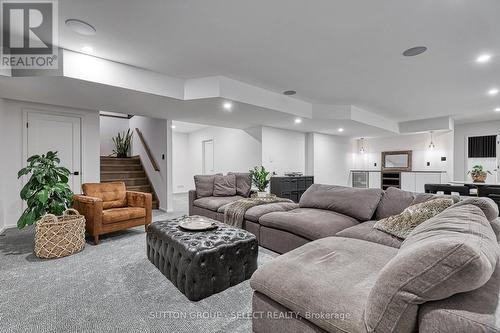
127 185 152 192
100 156 141 165
100 155 159 209
101 171 145 180
101 164 143 171
101 178 149 186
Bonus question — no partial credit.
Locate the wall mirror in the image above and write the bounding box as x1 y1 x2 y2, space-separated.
382 150 412 171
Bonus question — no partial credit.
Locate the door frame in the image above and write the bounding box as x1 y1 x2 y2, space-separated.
22 108 84 194
202 139 214 175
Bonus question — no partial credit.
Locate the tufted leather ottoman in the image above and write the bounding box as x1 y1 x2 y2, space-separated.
146 216 258 301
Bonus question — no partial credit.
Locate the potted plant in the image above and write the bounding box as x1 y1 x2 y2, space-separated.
112 129 133 158
250 166 270 197
467 165 492 183
17 151 86 259
17 151 74 228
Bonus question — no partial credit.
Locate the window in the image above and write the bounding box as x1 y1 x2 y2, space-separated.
468 135 497 158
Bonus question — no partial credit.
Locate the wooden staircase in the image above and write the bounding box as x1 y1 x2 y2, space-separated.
100 156 159 209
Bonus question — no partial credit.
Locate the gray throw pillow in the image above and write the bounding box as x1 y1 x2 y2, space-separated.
365 204 498 333
375 187 420 220
228 172 252 197
213 174 237 197
194 174 220 198
373 198 454 239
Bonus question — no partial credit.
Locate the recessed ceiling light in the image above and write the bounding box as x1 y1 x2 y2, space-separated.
294 118 302 124
283 90 296 96
476 54 492 63
495 108 500 112
223 102 233 111
402 46 427 57
82 45 93 53
338 128 344 132
171 125 176 129
488 88 499 96
65 19 96 36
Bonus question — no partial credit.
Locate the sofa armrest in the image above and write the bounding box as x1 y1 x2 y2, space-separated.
189 190 197 215
127 191 152 225
73 194 102 204
127 191 152 208
73 194 103 235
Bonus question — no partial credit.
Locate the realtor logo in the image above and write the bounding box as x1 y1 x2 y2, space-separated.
1 0 59 70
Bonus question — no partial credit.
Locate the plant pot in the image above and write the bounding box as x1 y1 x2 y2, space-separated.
257 191 268 198
472 172 487 183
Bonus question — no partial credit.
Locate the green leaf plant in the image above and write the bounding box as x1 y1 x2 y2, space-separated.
112 129 133 158
17 151 74 229
249 166 271 192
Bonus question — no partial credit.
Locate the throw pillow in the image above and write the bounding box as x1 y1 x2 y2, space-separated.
194 174 220 198
373 198 454 239
228 172 252 197
213 174 237 196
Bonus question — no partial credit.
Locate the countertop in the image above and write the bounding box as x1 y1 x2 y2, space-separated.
350 170 446 173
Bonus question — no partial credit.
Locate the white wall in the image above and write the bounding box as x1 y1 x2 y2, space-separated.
261 127 305 176
0 99 6 231
352 131 454 182
312 133 351 186
454 120 500 182
129 116 168 210
0 99 100 229
172 132 192 193
99 116 130 156
185 126 261 189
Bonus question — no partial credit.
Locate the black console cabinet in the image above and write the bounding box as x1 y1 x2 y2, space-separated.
270 176 314 203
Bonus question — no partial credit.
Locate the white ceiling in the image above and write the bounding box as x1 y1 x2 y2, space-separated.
57 0 500 122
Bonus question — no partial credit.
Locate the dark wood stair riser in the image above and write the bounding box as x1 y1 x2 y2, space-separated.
101 164 143 171
101 178 149 186
101 171 146 181
99 158 141 166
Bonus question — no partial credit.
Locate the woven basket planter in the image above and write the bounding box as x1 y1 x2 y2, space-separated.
34 208 86 259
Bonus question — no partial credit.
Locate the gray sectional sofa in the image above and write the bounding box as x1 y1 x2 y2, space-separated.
190 182 461 253
189 180 500 331
250 194 500 333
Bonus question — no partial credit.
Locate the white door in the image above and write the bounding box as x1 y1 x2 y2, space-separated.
26 112 82 192
202 139 214 175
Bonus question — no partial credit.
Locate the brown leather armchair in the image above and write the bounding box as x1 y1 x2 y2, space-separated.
73 182 152 244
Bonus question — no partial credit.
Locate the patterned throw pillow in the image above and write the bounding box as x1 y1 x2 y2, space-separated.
373 198 454 239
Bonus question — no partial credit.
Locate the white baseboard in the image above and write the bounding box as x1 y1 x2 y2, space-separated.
0 224 15 234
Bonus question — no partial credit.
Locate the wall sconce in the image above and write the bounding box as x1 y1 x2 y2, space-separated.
428 131 436 149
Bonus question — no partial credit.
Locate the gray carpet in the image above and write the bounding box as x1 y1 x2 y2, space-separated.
0 209 278 333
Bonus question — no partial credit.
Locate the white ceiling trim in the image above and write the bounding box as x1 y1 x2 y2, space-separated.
399 116 454 133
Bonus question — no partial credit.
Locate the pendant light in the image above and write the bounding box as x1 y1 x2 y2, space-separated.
428 131 436 149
